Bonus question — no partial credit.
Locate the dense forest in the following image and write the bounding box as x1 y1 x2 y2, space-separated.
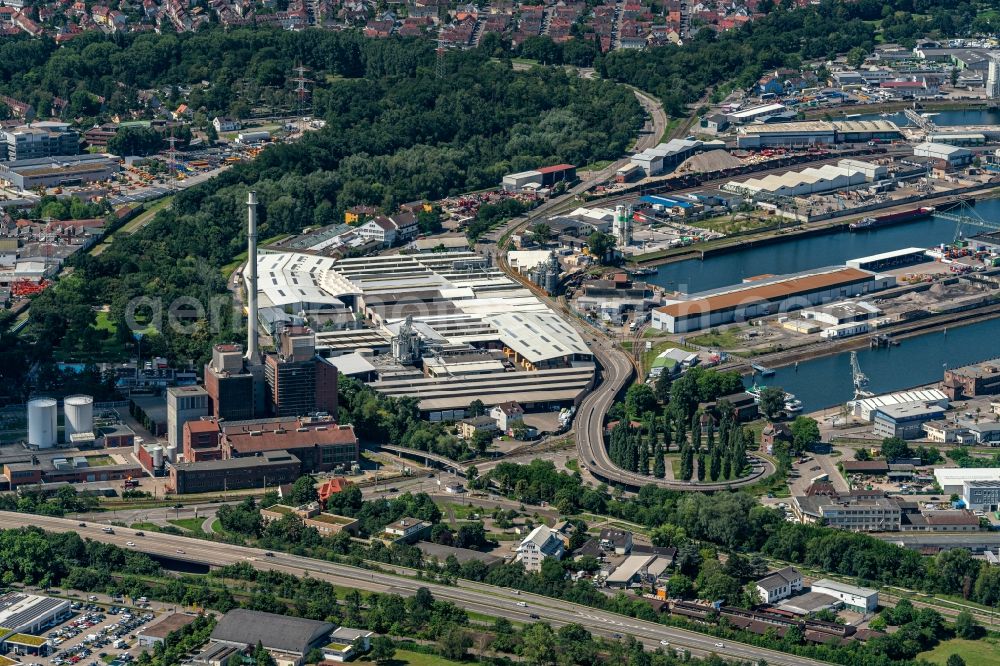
17 29 642 371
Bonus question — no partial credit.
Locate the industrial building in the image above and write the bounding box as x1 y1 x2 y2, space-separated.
0 154 119 191
846 248 929 272
809 580 878 614
629 139 702 176
934 468 1000 495
0 593 71 636
872 402 947 439
253 250 595 420
264 327 338 417
650 266 891 334
0 123 79 162
913 142 973 168
209 610 332 666
943 357 1000 399
204 343 259 422
962 480 1000 511
850 388 949 422
792 492 902 532
166 385 208 461
723 159 885 198
221 415 358 473
800 300 881 326
168 450 301 494
725 103 787 124
501 164 576 192
735 120 901 148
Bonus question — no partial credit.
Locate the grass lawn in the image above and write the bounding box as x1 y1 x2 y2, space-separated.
565 458 579 472
688 325 749 349
121 196 173 235
168 517 205 533
355 650 466 666
690 214 775 235
918 637 1000 665
129 522 161 532
670 457 682 479
94 310 117 334
86 455 115 467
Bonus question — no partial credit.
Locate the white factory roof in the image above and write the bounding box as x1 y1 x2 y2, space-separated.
914 142 972 157
853 388 948 411
256 252 359 310
934 468 1000 485
832 119 901 133
728 103 787 119
325 353 376 377
568 206 615 222
606 555 657 584
486 311 589 363
811 579 877 598
0 593 71 633
847 247 928 266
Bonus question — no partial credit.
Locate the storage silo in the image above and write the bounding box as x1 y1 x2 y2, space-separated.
151 445 164 470
28 398 58 448
64 395 94 440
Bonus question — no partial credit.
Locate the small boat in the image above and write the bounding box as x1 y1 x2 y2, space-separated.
630 267 657 276
784 398 803 413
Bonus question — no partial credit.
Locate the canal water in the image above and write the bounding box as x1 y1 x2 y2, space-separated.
749 318 1000 412
836 108 1000 127
649 199 999 293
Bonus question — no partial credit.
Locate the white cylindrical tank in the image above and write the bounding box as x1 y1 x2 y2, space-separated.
165 444 178 463
151 446 164 469
28 398 58 449
63 395 94 440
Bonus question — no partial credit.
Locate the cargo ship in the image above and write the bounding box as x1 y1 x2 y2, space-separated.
849 206 935 231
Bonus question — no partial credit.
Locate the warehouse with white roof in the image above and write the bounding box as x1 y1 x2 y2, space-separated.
850 388 949 421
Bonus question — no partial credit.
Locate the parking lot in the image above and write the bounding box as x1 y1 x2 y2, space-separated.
15 601 155 666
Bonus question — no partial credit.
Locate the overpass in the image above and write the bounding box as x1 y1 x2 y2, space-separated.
379 444 476 473
0 511 830 666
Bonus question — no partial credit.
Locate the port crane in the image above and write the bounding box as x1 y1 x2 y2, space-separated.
933 199 1000 242
851 351 874 399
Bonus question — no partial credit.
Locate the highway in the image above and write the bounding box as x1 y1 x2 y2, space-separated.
2 512 830 665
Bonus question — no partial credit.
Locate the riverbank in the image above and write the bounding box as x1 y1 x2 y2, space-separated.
629 185 1000 267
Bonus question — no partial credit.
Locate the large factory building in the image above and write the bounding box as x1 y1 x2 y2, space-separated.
650 267 892 334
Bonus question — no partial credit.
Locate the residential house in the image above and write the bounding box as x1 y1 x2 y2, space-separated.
490 401 524 433
383 516 432 544
599 528 633 555
456 415 498 439
516 524 565 572
213 117 240 133
755 566 803 604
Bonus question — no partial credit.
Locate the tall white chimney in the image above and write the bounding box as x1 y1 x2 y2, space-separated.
245 191 260 364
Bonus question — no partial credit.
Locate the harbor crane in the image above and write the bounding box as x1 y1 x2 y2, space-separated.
851 351 874 400
932 199 1000 242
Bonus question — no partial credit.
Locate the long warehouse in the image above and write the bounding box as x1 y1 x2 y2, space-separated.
650 267 893 334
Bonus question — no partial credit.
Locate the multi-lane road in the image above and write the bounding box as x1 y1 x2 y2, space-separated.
3 512 829 665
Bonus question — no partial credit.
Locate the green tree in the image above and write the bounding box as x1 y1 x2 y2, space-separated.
438 626 472 660
846 46 868 68
947 656 966 666
369 636 395 665
654 370 672 403
790 416 820 453
289 476 318 505
625 383 657 418
759 387 786 420
954 610 981 639
586 231 615 261
881 436 911 462
530 223 553 243
467 399 486 417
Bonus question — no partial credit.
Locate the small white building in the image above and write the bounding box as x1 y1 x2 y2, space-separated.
810 579 878 613
490 401 524 432
516 524 565 572
212 117 240 133
819 321 870 339
321 627 373 662
913 142 972 167
755 566 803 604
